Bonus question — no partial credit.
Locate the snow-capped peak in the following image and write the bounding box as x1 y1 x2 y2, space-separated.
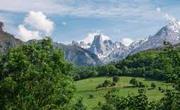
82 32 110 44
166 19 180 33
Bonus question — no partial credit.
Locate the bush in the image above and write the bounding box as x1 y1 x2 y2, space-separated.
151 83 156 89
102 80 112 87
138 82 145 88
89 94 94 99
96 80 113 89
129 78 138 86
112 76 119 83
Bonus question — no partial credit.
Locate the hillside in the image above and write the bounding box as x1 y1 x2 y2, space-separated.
54 43 102 66
0 22 22 53
75 76 173 110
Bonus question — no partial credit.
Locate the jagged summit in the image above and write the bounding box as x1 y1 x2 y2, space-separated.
130 20 180 55
165 19 180 33
82 32 110 45
76 20 180 63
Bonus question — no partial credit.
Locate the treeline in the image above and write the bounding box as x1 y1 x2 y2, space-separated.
115 42 180 82
73 42 180 83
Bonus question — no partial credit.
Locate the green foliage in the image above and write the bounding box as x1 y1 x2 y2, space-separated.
115 42 180 82
151 83 156 89
72 66 98 80
88 94 94 99
112 76 119 83
157 90 180 110
96 80 113 89
99 88 180 110
75 76 172 109
72 98 87 110
129 78 138 86
0 38 75 110
103 80 112 87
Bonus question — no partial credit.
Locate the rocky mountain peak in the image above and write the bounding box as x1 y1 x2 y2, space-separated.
164 20 180 33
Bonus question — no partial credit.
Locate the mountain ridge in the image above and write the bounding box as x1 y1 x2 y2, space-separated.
74 20 180 63
0 21 101 66
1 20 180 65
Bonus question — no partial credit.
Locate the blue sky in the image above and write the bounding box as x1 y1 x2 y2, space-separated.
1 0 180 43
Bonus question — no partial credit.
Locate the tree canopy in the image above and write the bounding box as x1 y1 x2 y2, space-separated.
0 38 75 110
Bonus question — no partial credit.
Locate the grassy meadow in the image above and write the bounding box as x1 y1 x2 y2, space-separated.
74 76 173 110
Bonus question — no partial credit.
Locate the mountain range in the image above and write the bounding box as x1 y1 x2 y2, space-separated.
73 20 180 64
1 20 180 66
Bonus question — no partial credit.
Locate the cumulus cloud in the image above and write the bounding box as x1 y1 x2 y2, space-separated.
24 11 54 34
17 11 54 41
121 38 133 46
17 25 41 41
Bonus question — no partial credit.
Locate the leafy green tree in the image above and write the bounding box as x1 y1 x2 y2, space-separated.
72 98 87 110
112 76 119 83
157 90 180 110
0 38 75 110
151 83 156 89
101 104 116 110
129 78 138 87
102 80 112 87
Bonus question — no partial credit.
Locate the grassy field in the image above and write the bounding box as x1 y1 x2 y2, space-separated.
74 76 173 110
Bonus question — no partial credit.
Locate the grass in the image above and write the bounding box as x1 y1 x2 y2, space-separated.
74 76 173 110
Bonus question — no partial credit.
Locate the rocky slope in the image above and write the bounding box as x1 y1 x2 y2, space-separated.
54 43 102 66
76 20 180 63
0 22 22 53
77 33 128 61
130 20 180 55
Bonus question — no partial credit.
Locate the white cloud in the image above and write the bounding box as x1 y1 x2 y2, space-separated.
24 11 54 34
16 11 54 41
17 25 42 41
121 38 134 46
0 0 166 21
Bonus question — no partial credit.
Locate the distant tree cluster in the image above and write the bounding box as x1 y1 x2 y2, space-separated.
96 76 120 89
129 78 146 88
98 87 180 110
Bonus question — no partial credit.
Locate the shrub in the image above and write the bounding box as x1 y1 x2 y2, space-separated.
151 83 156 89
89 94 94 99
112 76 119 83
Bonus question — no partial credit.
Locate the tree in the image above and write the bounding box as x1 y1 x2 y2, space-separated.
102 80 112 87
129 78 138 87
151 83 156 89
112 76 119 83
72 98 87 110
0 38 75 110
